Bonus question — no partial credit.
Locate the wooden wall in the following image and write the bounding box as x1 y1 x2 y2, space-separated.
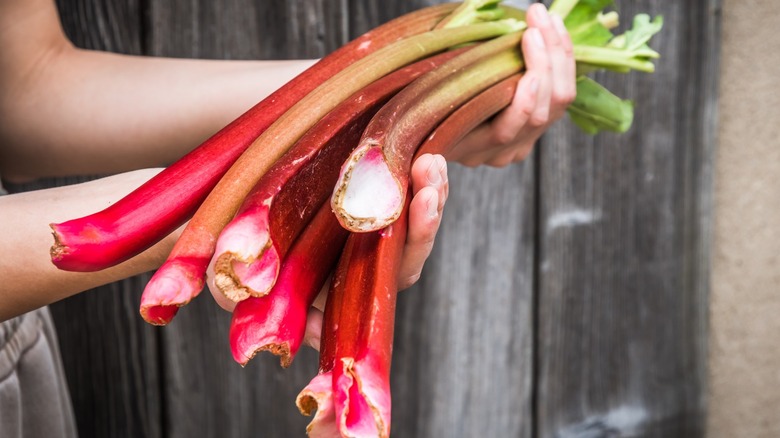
9 0 719 436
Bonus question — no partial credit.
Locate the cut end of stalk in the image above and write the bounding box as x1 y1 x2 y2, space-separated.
334 357 391 438
212 213 278 302
230 295 306 367
214 246 280 302
237 342 293 368
229 315 295 367
331 144 404 233
139 258 206 325
296 372 339 437
48 222 116 272
141 305 180 327
49 226 68 260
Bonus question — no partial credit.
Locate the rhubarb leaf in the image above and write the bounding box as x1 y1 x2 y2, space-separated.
608 14 664 52
564 0 616 46
567 76 634 134
573 12 663 74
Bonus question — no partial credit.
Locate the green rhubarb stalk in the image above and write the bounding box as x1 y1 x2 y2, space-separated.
436 0 504 29
548 0 580 20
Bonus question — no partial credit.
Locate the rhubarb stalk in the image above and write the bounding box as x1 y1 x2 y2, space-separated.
330 200 410 438
228 201 347 367
422 73 522 158
210 49 466 303
140 19 523 325
331 32 525 232
48 3 457 273
295 231 356 436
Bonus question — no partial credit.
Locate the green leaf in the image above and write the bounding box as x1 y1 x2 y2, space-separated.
564 0 616 46
572 12 663 74
609 14 664 51
567 76 634 134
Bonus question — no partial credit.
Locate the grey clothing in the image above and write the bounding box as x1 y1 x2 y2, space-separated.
0 307 77 437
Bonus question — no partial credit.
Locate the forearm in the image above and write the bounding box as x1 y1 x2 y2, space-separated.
0 47 315 181
0 0 315 181
0 169 178 321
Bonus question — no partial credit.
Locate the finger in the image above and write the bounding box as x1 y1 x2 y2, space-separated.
549 13 577 115
530 4 571 119
397 154 447 289
302 307 324 351
412 153 448 208
485 140 536 167
311 280 329 312
523 16 553 128
488 72 538 147
527 3 561 49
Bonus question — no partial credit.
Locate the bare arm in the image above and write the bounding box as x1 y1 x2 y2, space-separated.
0 0 315 182
0 169 180 321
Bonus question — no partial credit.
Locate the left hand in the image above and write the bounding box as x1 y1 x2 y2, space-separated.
447 4 577 167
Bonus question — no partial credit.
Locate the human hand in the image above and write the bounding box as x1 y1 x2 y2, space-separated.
447 3 576 167
204 154 448 350
301 153 449 351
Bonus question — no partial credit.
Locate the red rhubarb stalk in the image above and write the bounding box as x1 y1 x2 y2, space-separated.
48 4 457 273
331 32 525 232
210 49 466 303
295 233 356 436
228 201 347 367
330 200 410 438
140 19 522 325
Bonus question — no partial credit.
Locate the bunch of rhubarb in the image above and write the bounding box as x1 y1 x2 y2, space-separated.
49 0 662 436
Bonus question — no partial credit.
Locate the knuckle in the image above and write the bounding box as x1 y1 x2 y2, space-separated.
528 113 549 128
491 127 516 146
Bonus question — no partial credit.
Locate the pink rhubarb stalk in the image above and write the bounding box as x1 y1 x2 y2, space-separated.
140 20 521 325
331 32 525 232
210 49 466 303
48 4 457 273
295 232 354 437
330 200 410 438
228 201 347 367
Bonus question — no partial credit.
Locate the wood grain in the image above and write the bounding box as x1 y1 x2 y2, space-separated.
7 0 717 436
534 1 719 436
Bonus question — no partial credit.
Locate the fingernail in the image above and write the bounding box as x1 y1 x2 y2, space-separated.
535 6 551 26
426 155 445 186
427 192 439 219
436 155 448 185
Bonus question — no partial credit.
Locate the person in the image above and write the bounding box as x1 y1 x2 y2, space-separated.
0 0 575 436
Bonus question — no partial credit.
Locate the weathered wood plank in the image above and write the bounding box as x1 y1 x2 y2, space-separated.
391 163 536 438
16 1 715 437
534 0 718 436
